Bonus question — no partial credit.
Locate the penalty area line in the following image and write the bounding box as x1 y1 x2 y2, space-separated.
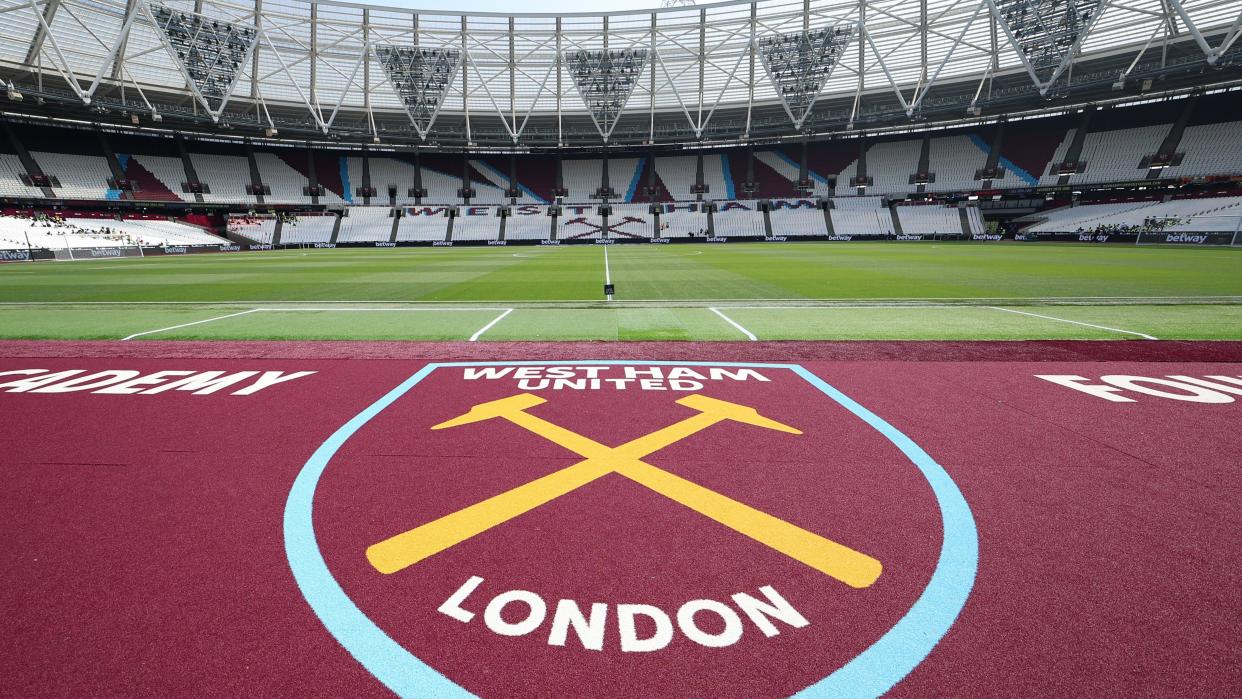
469 308 514 342
710 307 757 341
120 308 262 341
986 306 1158 340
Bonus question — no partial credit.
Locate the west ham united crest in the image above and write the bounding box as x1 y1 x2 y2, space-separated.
285 362 978 697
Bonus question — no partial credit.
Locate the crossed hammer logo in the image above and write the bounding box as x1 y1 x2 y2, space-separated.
564 216 648 239
366 393 882 589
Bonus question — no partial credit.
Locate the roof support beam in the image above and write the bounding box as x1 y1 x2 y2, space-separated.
24 0 62 67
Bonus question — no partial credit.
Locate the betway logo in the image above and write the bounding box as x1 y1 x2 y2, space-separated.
972 234 1002 241
1165 233 1208 244
827 235 853 242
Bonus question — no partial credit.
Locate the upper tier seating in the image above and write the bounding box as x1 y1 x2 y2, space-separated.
769 199 827 237
1038 129 1076 186
31 152 115 200
359 157 418 205
654 156 701 202
336 207 393 242
1162 121 1242 178
925 137 985 193
254 152 310 204
129 155 193 202
712 201 765 237
560 159 600 203
504 207 552 240
1069 125 1169 185
753 150 833 196
0 155 47 197
192 154 253 203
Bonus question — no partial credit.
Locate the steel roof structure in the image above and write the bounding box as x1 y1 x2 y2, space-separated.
1 0 1240 149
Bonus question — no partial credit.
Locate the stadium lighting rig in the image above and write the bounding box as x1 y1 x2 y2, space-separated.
987 0 1103 95
757 27 854 130
374 45 464 140
567 49 648 142
147 3 259 122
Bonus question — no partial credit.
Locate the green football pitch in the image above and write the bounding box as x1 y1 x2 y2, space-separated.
1 242 1239 341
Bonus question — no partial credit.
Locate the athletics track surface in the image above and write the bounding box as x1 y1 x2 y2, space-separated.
1 340 1239 698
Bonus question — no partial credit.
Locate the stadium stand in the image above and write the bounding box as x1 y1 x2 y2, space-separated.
895 205 964 236
654 156 701 201
361 157 418 206
558 205 604 240
1026 196 1242 234
607 204 655 239
1022 201 1161 233
832 196 885 210
657 203 709 238
0 154 45 198
504 207 552 240
193 153 254 203
279 213 336 243
711 201 766 238
1070 125 1169 184
30 152 114 200
227 214 278 244
966 206 986 236
452 208 503 241
1162 121 1242 178
829 209 896 237
396 207 450 241
1 212 226 249
254 152 311 204
335 207 394 242
561 159 601 203
768 199 827 237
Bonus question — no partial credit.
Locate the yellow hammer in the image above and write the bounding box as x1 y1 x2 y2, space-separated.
366 393 882 589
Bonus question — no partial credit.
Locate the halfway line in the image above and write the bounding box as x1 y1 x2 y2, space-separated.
603 244 613 301
710 307 757 341
986 306 1157 340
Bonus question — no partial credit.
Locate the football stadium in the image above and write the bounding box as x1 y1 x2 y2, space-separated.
1 0 1240 695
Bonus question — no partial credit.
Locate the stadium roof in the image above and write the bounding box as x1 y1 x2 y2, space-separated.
1 0 1240 147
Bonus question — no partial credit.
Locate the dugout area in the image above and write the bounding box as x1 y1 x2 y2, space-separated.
1 340 1239 697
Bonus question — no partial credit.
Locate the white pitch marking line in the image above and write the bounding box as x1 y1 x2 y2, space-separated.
120 308 262 341
603 245 613 301
986 306 1158 340
251 307 509 312
710 306 757 341
469 308 514 342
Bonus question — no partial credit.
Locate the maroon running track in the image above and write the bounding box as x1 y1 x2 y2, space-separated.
1 340 1239 698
